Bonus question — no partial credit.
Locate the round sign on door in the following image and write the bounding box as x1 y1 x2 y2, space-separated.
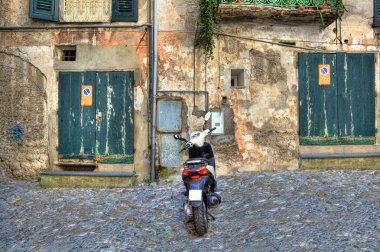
81 85 93 106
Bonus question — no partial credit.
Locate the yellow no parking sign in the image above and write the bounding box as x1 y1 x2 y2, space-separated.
319 64 331 86
81 85 93 106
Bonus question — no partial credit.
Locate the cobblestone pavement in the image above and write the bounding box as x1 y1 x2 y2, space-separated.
0 170 379 251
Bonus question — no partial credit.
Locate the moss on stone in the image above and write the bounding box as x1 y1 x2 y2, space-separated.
300 157 380 170
40 175 134 188
158 166 181 180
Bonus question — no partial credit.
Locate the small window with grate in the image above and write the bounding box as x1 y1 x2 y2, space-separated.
62 49 76 61
56 46 77 62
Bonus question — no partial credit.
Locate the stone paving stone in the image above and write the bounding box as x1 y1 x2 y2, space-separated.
0 170 379 251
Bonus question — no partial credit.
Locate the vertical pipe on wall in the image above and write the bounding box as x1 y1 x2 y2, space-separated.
147 0 152 158
150 0 158 182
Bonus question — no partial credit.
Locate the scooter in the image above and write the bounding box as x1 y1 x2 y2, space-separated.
173 112 221 236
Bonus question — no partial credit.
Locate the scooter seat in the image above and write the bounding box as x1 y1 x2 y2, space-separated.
184 158 209 165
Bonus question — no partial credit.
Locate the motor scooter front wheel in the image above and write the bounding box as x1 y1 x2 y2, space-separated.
193 201 208 236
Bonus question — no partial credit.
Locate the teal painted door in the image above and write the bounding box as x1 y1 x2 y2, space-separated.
299 53 338 144
337 53 376 144
299 53 375 145
59 72 134 163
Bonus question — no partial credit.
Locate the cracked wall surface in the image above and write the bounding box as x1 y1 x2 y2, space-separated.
0 52 48 179
0 28 151 179
156 0 380 174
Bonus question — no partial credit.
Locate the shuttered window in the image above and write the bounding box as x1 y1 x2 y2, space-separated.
29 0 138 22
112 0 138 22
29 0 59 21
375 0 380 26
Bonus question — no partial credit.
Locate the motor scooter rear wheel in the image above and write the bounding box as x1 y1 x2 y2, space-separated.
193 201 208 236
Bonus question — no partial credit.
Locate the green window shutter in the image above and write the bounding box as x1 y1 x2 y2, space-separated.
375 0 380 26
112 0 138 22
29 0 59 21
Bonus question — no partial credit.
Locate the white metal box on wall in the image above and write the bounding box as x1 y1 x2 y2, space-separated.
211 111 224 135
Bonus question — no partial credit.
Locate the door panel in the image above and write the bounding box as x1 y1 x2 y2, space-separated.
299 53 338 145
58 72 96 157
337 53 375 144
157 100 182 132
58 71 134 163
160 135 180 168
96 72 134 163
157 100 182 167
299 53 375 145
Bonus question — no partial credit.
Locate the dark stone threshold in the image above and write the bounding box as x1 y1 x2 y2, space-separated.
55 162 98 167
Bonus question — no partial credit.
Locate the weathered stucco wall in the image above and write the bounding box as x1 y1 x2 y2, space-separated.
0 28 149 178
156 0 380 174
0 52 48 179
1 0 379 179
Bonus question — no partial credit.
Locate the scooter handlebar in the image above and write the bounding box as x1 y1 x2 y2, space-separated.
179 147 187 153
179 142 193 153
173 135 188 142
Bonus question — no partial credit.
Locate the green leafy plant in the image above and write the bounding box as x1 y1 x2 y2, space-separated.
131 177 138 186
197 0 218 59
143 178 152 185
333 0 345 18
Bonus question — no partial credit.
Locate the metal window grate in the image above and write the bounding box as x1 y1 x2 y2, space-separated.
62 49 76 61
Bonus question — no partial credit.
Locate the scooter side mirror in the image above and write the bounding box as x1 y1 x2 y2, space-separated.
204 111 211 121
173 135 179 140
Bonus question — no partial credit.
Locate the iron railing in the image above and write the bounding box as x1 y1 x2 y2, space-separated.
219 0 341 8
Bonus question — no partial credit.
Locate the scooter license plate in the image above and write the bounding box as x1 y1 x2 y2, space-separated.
189 190 202 201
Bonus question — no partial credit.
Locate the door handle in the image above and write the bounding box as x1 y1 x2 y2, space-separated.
96 111 102 121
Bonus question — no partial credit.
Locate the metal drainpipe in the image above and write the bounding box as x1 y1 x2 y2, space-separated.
150 0 158 182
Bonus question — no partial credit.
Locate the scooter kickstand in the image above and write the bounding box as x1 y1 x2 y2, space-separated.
207 212 216 221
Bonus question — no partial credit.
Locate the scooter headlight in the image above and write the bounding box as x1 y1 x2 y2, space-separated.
190 132 200 139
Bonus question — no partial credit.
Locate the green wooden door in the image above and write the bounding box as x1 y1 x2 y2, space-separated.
59 71 134 163
337 53 375 144
299 53 375 145
299 53 338 144
95 72 134 163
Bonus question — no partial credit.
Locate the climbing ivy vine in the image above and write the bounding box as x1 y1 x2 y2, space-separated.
197 0 218 59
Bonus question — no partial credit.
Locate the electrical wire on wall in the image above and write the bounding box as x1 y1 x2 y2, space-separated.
214 16 374 51
214 30 377 49
214 29 325 51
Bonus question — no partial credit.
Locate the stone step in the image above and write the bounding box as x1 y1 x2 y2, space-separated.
300 153 380 170
40 170 136 188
